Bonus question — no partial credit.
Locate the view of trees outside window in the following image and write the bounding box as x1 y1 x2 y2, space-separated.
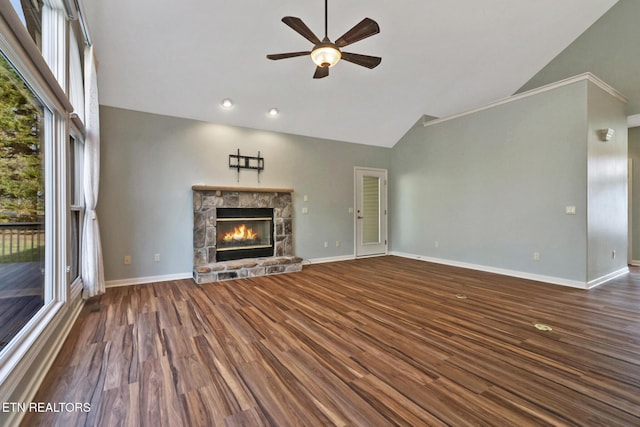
0 53 45 352
9 0 43 50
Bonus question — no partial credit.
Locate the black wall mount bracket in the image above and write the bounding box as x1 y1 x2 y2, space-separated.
229 149 264 182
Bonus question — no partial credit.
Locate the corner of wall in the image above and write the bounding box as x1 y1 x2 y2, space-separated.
586 80 629 282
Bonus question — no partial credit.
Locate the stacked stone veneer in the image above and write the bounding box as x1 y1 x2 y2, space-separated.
192 187 303 283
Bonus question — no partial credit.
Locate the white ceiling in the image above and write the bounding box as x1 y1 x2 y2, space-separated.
82 0 618 147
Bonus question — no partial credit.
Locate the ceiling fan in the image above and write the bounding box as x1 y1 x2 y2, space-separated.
267 0 381 79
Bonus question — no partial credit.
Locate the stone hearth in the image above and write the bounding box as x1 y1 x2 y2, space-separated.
192 186 303 283
194 256 303 283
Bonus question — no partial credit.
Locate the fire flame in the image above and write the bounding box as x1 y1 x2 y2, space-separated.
222 224 257 242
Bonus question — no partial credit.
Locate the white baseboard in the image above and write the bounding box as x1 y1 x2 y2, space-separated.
389 251 592 289
305 254 355 264
104 258 631 290
105 272 193 288
587 267 629 289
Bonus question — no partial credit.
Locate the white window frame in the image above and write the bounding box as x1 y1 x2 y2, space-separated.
66 2 86 296
68 130 85 292
0 1 76 398
0 31 65 391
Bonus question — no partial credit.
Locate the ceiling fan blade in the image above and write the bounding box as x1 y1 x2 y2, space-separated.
267 51 311 60
282 16 321 45
335 18 380 48
313 66 329 79
340 52 382 69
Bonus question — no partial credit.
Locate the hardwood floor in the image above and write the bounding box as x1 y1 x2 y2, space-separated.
21 256 640 426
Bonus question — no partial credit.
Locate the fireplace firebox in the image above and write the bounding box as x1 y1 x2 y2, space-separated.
216 208 274 262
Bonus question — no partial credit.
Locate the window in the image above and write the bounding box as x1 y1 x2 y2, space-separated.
68 22 84 121
68 19 85 287
0 1 93 409
8 0 43 51
0 51 47 352
68 134 83 284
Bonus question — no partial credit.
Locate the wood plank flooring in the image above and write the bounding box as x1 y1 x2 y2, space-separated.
21 256 640 426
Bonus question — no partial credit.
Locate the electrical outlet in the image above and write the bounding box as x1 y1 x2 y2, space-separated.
324 241 328 248
302 207 309 214
154 253 160 262
124 255 132 265
533 252 540 261
434 241 439 248
336 240 341 247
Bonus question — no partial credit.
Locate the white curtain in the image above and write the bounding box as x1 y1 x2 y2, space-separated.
81 44 105 299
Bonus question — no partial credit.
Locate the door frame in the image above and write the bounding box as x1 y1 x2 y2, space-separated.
629 158 635 265
354 167 388 258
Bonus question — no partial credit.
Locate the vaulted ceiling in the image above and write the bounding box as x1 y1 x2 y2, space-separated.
82 1 618 147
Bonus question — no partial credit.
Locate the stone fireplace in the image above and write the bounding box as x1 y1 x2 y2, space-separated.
192 186 302 283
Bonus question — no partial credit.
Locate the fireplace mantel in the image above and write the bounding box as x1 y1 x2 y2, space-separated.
192 185 294 193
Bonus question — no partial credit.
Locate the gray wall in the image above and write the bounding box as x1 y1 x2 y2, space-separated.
98 106 389 282
518 0 640 116
517 0 637 276
99 78 627 286
586 82 628 281
629 127 640 262
389 78 627 284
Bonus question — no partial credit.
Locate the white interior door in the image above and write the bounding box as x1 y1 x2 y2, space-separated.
355 168 387 257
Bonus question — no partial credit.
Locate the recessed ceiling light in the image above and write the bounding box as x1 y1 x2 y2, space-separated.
221 98 233 108
268 108 279 117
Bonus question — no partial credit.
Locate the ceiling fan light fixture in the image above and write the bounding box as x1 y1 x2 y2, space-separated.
311 44 341 68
